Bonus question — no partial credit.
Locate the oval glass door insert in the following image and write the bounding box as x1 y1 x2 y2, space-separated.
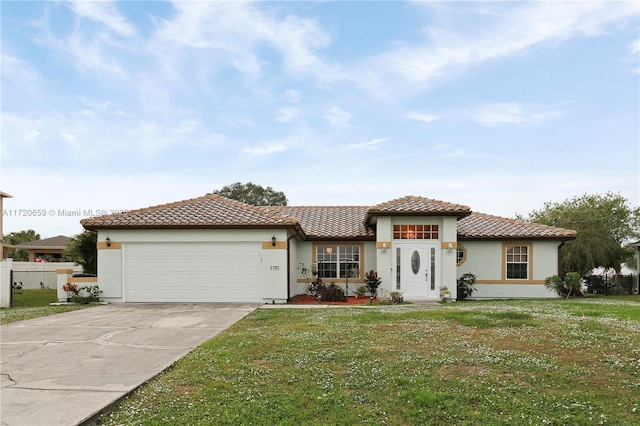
411 250 420 275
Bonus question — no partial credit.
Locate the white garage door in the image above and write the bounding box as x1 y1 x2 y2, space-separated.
123 242 262 302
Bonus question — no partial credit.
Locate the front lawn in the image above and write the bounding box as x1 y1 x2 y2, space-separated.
101 298 640 425
0 289 94 325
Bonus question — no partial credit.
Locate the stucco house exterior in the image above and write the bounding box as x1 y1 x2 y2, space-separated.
80 195 576 303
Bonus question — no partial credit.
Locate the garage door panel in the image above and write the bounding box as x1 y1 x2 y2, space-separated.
124 242 262 302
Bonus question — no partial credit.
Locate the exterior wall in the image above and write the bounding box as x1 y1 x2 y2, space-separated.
457 239 561 298
10 261 82 289
97 229 289 303
0 258 12 308
291 240 376 296
377 216 458 300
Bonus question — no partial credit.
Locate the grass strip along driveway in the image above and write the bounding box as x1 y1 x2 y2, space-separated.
101 298 639 425
0 289 95 325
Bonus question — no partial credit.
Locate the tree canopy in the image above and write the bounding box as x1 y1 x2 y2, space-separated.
520 192 640 275
4 229 40 261
64 231 98 274
210 182 288 206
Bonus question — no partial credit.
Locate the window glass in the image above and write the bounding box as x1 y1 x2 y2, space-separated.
315 245 361 279
506 245 529 279
393 225 439 240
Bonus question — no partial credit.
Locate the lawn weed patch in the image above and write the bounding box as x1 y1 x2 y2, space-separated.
101 299 640 425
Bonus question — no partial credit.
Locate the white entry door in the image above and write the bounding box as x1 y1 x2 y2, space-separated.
396 242 440 299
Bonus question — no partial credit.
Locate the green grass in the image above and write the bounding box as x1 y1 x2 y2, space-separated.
0 289 94 324
100 298 640 425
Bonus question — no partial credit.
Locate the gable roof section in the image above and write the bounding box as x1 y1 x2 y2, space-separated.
457 212 576 240
268 206 375 240
81 194 299 230
365 195 471 225
15 235 71 249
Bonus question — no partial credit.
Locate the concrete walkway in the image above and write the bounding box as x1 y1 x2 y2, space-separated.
0 303 258 426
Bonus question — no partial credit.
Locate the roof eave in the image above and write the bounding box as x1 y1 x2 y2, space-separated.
365 210 471 226
457 235 577 241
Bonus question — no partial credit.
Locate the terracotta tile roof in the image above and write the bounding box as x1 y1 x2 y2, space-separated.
81 195 299 230
80 194 575 241
365 195 471 225
15 235 71 248
457 212 576 240
269 206 375 240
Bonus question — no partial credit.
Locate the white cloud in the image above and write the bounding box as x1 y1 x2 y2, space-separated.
68 0 136 37
154 1 333 77
406 112 439 123
285 89 301 103
352 2 639 97
630 38 640 55
242 143 287 156
0 54 42 87
345 137 388 150
325 106 352 128
465 102 564 127
275 107 299 124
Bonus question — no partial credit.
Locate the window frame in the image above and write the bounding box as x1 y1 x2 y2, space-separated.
456 244 467 266
313 243 363 282
502 243 533 281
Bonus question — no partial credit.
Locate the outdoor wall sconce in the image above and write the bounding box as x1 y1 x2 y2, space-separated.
271 235 276 247
382 243 387 253
106 236 111 247
447 242 454 252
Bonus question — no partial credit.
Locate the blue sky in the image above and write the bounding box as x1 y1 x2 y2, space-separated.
1 0 639 238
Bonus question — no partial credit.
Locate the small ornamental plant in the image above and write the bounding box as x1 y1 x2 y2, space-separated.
71 285 102 304
62 282 80 297
364 269 382 298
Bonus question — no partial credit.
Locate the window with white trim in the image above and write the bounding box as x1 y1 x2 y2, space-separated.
506 245 529 279
315 245 360 279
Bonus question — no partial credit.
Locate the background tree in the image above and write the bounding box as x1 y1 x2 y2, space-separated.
64 231 98 274
210 182 288 206
520 192 640 275
4 229 40 261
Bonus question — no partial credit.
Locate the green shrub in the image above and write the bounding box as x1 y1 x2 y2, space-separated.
70 285 102 304
544 272 583 298
456 272 476 300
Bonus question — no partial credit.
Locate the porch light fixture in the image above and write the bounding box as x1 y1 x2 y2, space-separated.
271 235 276 247
382 243 387 253
447 242 454 252
106 236 111 247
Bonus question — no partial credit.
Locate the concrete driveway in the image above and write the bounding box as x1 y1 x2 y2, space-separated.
0 303 258 426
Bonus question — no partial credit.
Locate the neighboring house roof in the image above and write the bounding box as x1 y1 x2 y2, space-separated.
457 212 576 240
269 206 375 240
15 235 71 249
366 195 471 225
81 194 300 230
81 194 575 241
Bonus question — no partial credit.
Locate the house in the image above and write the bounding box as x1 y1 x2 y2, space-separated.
80 195 576 303
12 235 71 262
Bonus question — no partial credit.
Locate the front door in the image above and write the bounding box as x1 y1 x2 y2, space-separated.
396 242 440 299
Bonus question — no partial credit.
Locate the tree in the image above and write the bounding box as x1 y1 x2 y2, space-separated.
520 192 640 276
4 229 40 261
64 231 97 274
210 182 288 206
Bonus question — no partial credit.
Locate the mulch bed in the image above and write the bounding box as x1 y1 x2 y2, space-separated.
290 294 373 305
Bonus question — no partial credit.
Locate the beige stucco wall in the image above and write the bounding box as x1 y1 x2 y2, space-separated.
457 239 561 298
290 240 376 296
